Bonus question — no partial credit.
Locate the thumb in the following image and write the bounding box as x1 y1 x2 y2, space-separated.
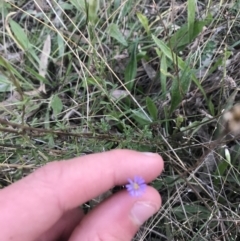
69 186 161 241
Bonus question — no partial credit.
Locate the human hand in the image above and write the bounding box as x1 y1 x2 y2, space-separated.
0 149 164 241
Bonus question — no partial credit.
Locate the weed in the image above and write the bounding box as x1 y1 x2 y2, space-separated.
1 0 240 240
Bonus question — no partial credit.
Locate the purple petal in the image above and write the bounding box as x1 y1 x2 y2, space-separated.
126 176 146 197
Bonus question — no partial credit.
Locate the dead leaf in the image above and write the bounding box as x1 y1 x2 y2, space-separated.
38 34 51 93
141 59 156 81
110 89 128 101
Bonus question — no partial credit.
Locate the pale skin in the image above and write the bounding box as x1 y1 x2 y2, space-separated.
0 149 164 241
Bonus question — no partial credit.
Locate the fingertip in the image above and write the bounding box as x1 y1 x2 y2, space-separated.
129 186 161 226
105 149 164 180
68 186 161 241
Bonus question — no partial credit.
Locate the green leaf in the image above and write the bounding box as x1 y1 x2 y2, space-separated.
0 56 23 90
170 77 182 113
207 98 215 116
68 0 85 12
160 54 167 98
146 97 158 121
25 66 51 86
9 19 31 50
50 95 63 117
208 50 232 75
57 33 65 57
87 0 99 24
0 1 10 16
216 159 229 177
170 66 191 114
44 109 50 129
153 35 207 112
124 43 137 90
9 20 39 63
153 36 192 113
136 12 150 35
173 204 210 219
0 74 14 92
187 0 196 42
131 109 152 125
169 20 206 51
107 23 128 46
120 0 133 18
153 36 186 70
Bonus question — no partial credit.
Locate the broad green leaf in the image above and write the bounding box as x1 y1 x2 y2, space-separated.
187 0 196 42
69 0 85 12
9 19 30 50
131 109 152 125
0 1 10 16
169 20 205 51
175 115 184 129
136 12 150 35
124 43 137 90
87 0 99 24
44 109 50 129
208 50 232 75
48 134 55 148
153 35 207 110
50 95 63 117
153 36 186 70
153 36 192 113
60 2 73 10
0 56 22 90
120 0 133 18
173 204 210 219
215 159 229 177
170 76 182 114
146 97 158 121
57 33 65 57
230 144 240 165
207 98 215 116
160 54 167 98
107 23 128 46
9 20 39 63
25 66 51 86
82 77 104 87
113 0 121 10
0 74 14 92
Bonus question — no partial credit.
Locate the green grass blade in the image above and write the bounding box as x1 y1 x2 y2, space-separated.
136 12 150 35
152 35 186 70
0 73 14 92
160 54 167 98
146 96 158 121
152 35 207 102
87 0 99 24
9 19 31 50
124 43 137 91
107 23 128 46
187 0 196 42
170 77 184 114
50 95 63 118
169 20 205 51
9 19 39 63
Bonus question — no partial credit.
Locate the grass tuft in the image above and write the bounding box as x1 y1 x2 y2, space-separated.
1 0 240 240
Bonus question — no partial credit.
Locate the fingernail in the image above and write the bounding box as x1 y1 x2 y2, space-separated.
130 202 158 226
143 152 157 156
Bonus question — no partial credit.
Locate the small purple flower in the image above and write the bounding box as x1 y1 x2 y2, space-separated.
126 176 147 197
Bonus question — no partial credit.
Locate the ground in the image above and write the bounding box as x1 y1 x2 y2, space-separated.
1 0 240 240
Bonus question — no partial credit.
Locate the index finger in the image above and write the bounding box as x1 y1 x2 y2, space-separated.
0 149 163 241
